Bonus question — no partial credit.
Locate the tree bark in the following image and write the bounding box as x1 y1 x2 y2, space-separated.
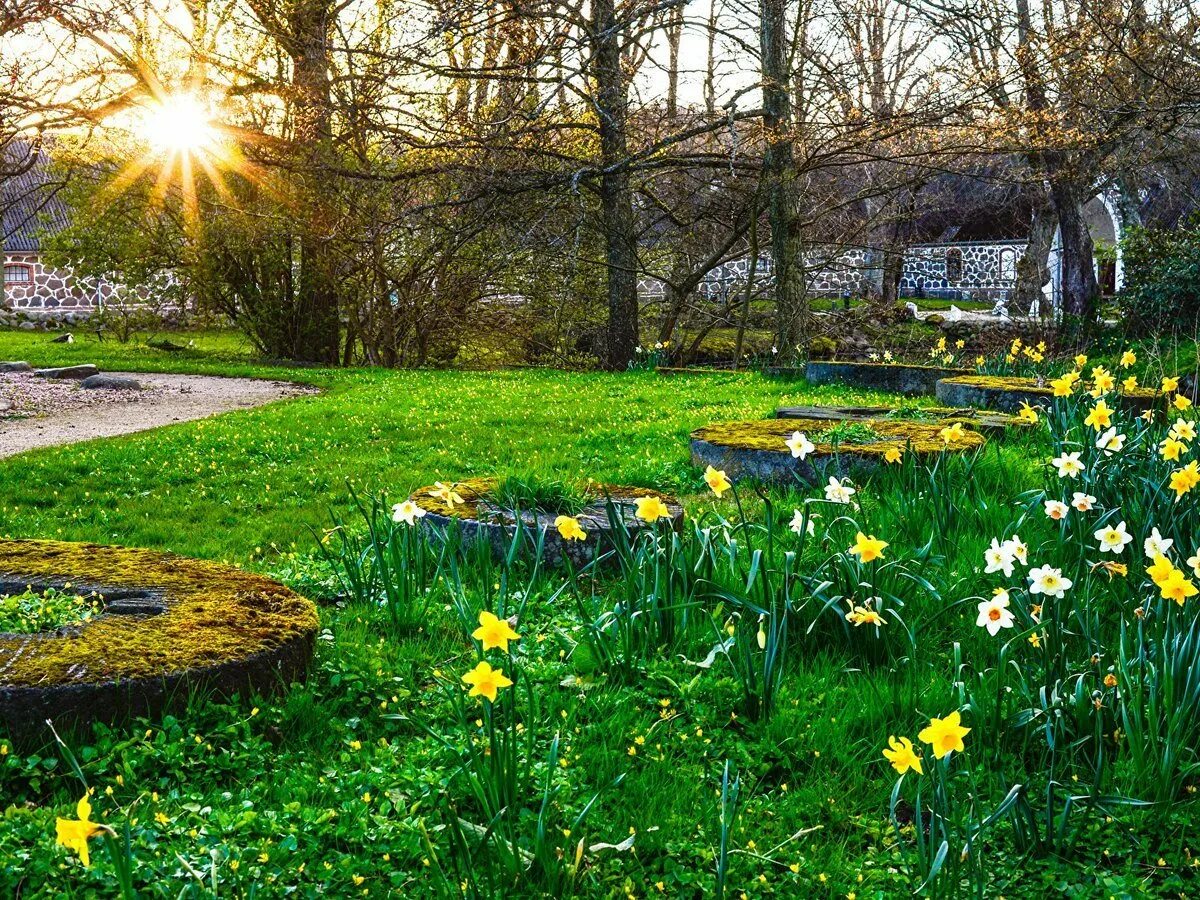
1014 185 1054 315
759 0 805 358
286 0 341 363
592 0 639 370
1049 176 1099 321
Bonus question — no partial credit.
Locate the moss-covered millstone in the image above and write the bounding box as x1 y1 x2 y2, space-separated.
806 361 971 396
691 417 985 486
0 540 318 737
774 404 1026 436
936 376 1160 414
412 479 684 566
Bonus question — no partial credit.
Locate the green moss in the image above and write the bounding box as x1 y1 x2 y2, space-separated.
410 478 678 521
691 417 986 455
0 540 318 687
813 360 970 373
942 375 1158 400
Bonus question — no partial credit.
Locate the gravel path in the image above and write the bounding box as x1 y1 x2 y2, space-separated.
0 371 315 458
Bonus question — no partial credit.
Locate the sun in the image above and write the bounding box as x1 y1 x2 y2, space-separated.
138 94 220 155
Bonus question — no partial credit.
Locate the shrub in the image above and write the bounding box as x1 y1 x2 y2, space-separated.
1119 216 1200 334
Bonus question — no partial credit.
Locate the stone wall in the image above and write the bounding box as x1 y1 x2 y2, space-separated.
2 253 117 313
899 241 1025 300
638 241 1026 303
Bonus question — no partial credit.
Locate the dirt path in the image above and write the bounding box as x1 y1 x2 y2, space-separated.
0 371 315 458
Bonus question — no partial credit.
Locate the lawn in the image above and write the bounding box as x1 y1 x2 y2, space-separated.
1 330 1197 898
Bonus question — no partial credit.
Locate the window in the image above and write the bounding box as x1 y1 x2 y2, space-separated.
999 248 1017 281
945 249 963 282
3 264 32 285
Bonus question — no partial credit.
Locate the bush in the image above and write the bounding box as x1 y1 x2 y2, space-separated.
1119 216 1200 334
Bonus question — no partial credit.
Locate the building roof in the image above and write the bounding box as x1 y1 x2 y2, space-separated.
2 139 69 253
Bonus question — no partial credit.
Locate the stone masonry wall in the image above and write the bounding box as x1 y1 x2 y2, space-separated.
2 253 118 313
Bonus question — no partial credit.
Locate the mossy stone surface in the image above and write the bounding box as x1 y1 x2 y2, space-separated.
774 404 1025 436
0 540 318 736
806 361 971 396
690 417 984 486
411 479 684 566
936 376 1160 414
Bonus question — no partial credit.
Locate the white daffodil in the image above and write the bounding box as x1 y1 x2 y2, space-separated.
786 431 816 460
392 500 427 525
984 538 1015 578
976 591 1015 636
1094 521 1133 554
789 509 816 536
1144 527 1174 560
1004 534 1029 566
1071 492 1096 512
824 476 855 504
1044 500 1069 521
1095 427 1126 456
1052 451 1085 478
1029 565 1072 599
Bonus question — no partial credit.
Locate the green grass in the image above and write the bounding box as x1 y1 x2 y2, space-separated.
0 329 1196 898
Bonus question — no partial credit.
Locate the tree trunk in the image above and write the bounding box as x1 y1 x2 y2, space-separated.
592 0 639 370
1049 177 1099 321
759 0 805 358
1014 186 1054 315
287 0 341 364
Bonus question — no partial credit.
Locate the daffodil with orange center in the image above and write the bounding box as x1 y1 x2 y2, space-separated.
882 736 923 775
461 660 513 702
918 711 970 759
472 611 520 652
849 532 888 563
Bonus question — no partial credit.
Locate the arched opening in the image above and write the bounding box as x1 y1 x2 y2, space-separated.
945 248 963 283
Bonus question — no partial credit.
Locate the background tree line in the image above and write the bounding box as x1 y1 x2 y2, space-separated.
2 0 1200 365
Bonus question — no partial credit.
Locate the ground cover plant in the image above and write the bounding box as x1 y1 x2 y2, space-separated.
1 331 1200 897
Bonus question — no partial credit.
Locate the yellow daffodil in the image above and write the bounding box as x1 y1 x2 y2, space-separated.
56 795 108 867
1120 350 1136 368
1162 376 1179 393
1170 462 1200 500
555 515 587 541
1091 367 1115 393
918 711 970 759
1174 394 1192 411
472 611 520 652
846 604 885 627
849 532 888 563
884 446 904 464
461 660 513 702
1122 375 1138 392
882 736 923 775
634 495 671 523
1161 437 1187 462
1159 569 1198 605
704 465 731 498
1074 354 1088 369
1084 399 1113 432
1017 402 1039 424
938 422 965 444
1050 376 1075 397
1147 553 1176 586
